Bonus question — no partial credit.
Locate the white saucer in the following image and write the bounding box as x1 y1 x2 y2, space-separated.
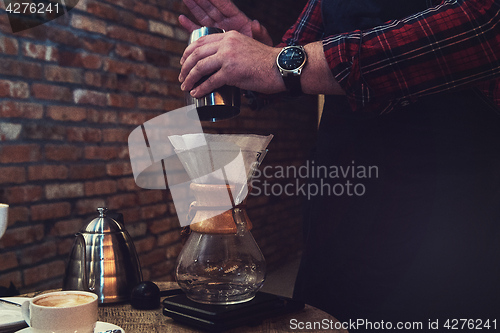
0 297 31 333
15 321 124 332
0 309 24 326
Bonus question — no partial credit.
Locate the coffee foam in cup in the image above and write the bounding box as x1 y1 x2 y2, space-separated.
34 294 95 308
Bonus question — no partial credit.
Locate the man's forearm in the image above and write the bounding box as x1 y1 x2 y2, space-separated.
300 42 345 95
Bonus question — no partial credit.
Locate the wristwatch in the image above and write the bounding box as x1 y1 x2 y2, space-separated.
276 45 307 95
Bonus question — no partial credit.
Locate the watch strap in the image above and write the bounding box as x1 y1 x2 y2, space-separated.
282 74 303 95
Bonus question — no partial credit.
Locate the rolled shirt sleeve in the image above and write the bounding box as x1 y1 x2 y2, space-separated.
323 0 500 112
281 0 500 113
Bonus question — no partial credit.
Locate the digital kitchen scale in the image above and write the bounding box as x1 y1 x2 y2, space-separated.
162 291 305 332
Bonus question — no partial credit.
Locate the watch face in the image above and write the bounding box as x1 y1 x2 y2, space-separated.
278 47 305 70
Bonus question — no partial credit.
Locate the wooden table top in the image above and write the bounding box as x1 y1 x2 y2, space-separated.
18 282 347 333
100 282 347 333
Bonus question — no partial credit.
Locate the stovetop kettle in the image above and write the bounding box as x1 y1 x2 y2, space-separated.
63 207 142 304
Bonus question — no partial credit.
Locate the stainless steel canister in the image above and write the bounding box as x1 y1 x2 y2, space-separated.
186 27 241 122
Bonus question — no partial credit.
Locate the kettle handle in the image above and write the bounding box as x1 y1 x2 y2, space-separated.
75 233 92 291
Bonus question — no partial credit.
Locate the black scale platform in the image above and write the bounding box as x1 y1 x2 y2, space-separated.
163 291 305 332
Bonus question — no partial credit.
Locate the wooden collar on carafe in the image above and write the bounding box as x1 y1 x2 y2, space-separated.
188 183 252 234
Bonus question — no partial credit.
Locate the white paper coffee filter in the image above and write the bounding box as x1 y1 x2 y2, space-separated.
168 134 272 223
169 134 272 186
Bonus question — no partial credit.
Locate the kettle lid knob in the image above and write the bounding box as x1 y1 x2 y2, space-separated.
97 207 108 218
81 207 124 233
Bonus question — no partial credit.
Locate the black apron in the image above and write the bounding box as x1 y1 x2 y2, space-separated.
293 0 500 327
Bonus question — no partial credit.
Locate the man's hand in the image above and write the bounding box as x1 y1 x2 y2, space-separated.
179 31 345 97
179 0 273 46
179 31 284 98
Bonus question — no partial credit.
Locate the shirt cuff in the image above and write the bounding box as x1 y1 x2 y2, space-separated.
323 32 387 113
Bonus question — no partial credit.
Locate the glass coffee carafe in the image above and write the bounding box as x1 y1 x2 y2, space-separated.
170 134 271 305
176 183 266 305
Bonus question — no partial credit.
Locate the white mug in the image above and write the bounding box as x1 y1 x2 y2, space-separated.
21 290 98 333
0 203 8 239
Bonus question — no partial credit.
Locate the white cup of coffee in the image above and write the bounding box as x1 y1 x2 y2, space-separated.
0 203 8 239
21 290 98 333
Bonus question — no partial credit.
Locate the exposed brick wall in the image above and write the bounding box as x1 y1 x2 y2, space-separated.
0 0 315 293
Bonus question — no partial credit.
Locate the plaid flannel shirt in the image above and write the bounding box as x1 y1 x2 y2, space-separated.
280 0 500 113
